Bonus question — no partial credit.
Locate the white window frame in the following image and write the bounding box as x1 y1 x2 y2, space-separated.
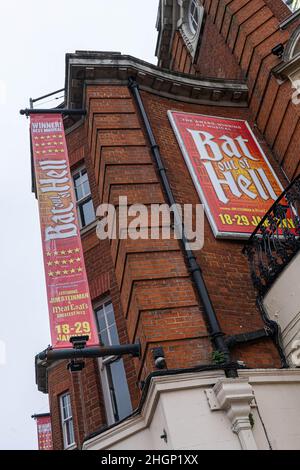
72 164 95 229
189 0 200 35
177 0 204 60
284 0 300 13
59 392 76 449
94 299 132 425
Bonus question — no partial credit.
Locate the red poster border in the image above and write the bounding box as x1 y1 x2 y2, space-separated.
168 110 284 239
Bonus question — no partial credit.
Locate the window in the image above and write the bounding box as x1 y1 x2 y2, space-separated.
72 165 95 229
284 0 300 13
95 300 132 424
178 0 204 60
189 0 200 35
59 393 75 449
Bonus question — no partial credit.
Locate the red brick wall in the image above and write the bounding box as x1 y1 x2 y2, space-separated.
141 90 284 369
85 85 213 385
47 120 141 449
48 81 287 448
168 0 300 180
171 31 197 74
195 13 244 79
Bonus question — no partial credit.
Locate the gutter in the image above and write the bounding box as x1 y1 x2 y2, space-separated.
128 77 288 372
128 77 233 373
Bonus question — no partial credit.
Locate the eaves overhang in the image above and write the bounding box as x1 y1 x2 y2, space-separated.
65 51 248 111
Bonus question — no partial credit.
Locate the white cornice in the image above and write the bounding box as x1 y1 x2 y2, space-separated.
82 369 226 450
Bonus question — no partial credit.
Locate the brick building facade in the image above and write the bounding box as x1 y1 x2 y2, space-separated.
34 1 300 450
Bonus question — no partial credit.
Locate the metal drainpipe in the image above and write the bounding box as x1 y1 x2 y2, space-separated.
128 78 235 375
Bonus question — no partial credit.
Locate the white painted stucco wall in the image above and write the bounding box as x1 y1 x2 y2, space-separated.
83 369 300 450
263 251 300 365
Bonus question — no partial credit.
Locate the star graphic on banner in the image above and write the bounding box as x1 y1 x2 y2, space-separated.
36 151 40 155
48 271 54 277
63 270 68 275
69 259 74 264
60 250 66 255
76 257 81 262
35 143 40 147
61 260 67 265
77 267 83 273
67 249 73 254
46 251 52 257
74 248 80 253
54 251 59 256
47 261 53 267
55 270 61 276
70 269 75 274
54 260 60 266
34 137 39 140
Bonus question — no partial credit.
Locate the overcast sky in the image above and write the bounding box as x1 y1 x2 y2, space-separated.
0 0 158 450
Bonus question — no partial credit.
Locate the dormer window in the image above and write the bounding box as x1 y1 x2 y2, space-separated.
189 0 200 35
178 0 204 61
283 0 300 13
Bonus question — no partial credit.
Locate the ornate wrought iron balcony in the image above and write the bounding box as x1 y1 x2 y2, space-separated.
243 176 300 295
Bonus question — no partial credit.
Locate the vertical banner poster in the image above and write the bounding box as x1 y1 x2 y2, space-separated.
168 111 285 239
36 415 53 450
31 114 99 348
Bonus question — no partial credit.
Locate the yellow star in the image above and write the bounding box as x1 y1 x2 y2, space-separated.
55 270 61 276
41 136 45 140
76 257 81 262
60 250 66 255
54 251 59 256
47 261 53 267
63 270 68 275
46 251 52 257
69 259 74 264
67 249 73 254
48 271 54 277
54 260 60 266
77 267 83 273
35 143 40 147
74 248 80 253
70 269 75 274
36 151 40 154
34 137 39 140
62 260 67 265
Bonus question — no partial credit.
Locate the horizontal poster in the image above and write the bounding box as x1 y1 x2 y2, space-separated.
168 111 285 239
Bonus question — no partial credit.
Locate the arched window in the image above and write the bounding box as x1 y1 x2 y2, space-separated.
178 0 204 60
283 0 300 14
189 0 200 35
291 37 300 57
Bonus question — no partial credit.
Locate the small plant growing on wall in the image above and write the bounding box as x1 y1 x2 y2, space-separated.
211 350 226 365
